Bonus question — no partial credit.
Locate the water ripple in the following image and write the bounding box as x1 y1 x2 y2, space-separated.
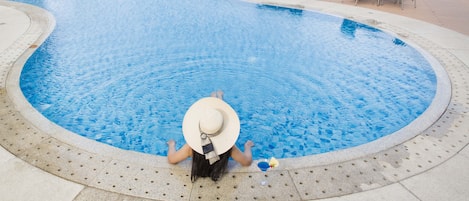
18 0 436 159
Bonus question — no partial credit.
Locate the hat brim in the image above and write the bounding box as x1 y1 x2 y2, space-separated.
182 97 240 155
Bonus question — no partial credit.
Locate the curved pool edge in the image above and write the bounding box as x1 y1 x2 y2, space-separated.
1 0 468 200
6 0 452 169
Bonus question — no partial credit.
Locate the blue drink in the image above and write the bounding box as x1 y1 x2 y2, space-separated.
257 161 270 172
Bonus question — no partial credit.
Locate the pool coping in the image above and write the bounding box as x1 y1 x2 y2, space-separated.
1 0 468 200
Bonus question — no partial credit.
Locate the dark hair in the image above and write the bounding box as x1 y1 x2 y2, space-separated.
191 148 232 182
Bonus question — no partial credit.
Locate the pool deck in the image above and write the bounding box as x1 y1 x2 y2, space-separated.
1 0 468 200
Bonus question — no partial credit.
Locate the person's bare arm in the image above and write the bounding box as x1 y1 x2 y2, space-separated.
231 140 254 166
167 140 192 164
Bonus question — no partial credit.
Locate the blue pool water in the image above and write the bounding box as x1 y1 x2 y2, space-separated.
17 0 437 159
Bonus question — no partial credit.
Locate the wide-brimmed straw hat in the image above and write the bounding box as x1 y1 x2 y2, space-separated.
182 97 240 155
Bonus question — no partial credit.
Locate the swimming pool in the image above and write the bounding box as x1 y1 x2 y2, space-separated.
17 0 438 159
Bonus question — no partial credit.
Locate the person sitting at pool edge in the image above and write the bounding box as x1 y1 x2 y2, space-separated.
167 91 254 182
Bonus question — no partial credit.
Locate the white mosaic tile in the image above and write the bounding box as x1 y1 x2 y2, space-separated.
378 135 454 182
316 183 420 201
90 160 192 201
190 171 300 201
290 161 391 200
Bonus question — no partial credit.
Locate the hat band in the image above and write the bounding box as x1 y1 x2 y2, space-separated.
200 133 219 164
199 123 222 165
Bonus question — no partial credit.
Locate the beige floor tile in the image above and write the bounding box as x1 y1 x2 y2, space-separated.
460 145 469 159
0 157 83 201
401 154 469 201
0 146 14 163
0 6 30 52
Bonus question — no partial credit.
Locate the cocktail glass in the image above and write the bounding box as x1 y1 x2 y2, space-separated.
257 159 270 185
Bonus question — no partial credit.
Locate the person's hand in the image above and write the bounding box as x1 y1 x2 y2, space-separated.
244 140 254 148
167 139 176 147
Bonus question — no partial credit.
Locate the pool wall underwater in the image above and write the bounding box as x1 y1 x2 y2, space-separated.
3 0 469 200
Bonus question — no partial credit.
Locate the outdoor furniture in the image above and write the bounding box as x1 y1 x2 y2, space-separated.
380 0 417 9
355 0 380 6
